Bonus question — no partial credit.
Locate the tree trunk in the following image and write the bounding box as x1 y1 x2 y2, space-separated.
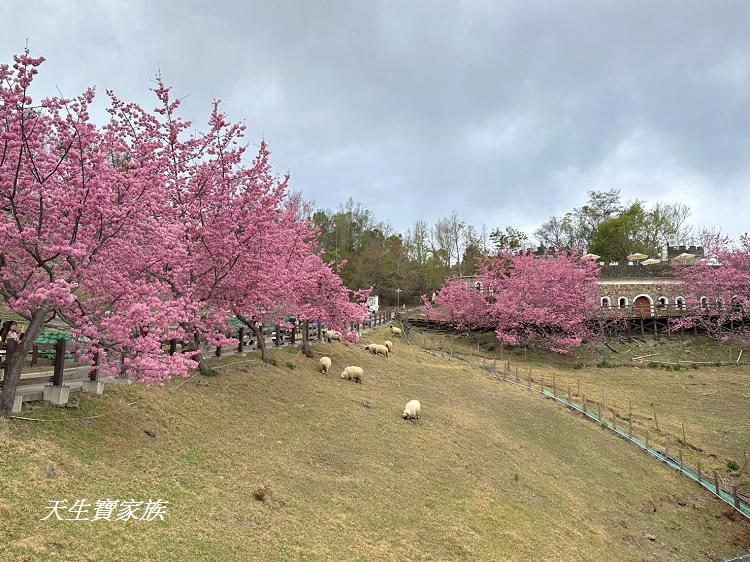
237 315 268 364
301 321 312 358
1 307 47 418
253 324 269 364
183 328 210 374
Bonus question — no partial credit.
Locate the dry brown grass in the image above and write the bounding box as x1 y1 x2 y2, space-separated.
428 330 750 492
0 329 748 561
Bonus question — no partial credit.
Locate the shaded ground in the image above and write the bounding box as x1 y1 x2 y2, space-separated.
1 328 748 561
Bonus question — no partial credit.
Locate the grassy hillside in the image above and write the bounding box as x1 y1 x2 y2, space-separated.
420 330 750 492
1 328 748 561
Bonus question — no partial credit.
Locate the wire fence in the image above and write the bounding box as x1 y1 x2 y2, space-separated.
482 357 750 520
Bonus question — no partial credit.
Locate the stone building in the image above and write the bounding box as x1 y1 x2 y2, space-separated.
596 244 705 316
452 244 708 318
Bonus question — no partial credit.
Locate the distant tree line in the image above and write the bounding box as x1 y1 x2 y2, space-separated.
313 190 725 304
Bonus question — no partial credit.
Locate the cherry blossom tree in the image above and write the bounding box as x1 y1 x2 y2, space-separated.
288 253 371 357
486 252 600 353
671 235 750 341
229 196 370 362
425 252 600 353
421 278 496 331
0 53 191 416
0 51 381 417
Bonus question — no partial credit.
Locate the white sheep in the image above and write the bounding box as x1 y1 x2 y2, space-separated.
340 366 363 383
383 340 393 352
389 324 402 337
402 399 421 421
324 329 342 343
364 343 388 357
319 356 332 373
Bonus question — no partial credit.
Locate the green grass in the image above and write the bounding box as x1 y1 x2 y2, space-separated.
0 329 748 561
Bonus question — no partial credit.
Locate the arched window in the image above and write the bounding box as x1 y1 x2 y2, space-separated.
657 296 668 308
700 296 708 309
675 297 685 309
601 297 611 309
618 297 628 309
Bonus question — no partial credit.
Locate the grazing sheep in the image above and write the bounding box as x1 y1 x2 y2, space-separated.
389 324 402 337
319 356 332 373
402 400 421 421
364 343 388 357
324 329 342 343
383 340 393 352
340 366 363 383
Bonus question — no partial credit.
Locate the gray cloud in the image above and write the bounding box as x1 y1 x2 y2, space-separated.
3 0 749 237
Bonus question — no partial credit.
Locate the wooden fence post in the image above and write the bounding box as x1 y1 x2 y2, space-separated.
653 408 659 432
697 462 702 483
582 394 587 414
734 486 741 509
169 339 177 356
89 352 99 382
714 471 721 495
215 345 222 358
317 323 323 341
290 324 296 345
52 338 66 386
31 344 38 366
678 448 684 469
238 327 245 353
567 386 571 405
275 325 281 347
628 402 633 438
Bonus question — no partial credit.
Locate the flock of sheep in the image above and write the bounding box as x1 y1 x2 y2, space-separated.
318 324 420 421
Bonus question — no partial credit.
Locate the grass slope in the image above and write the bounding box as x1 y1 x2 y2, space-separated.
428 331 750 491
1 329 748 561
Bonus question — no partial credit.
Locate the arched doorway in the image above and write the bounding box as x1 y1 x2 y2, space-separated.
634 295 653 318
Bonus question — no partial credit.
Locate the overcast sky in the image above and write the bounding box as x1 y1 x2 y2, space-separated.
2 1 749 238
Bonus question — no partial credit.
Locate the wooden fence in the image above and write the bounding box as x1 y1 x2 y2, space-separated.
404 306 750 340
0 311 397 389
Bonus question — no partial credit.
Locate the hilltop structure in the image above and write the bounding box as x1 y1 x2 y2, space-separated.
454 243 709 319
